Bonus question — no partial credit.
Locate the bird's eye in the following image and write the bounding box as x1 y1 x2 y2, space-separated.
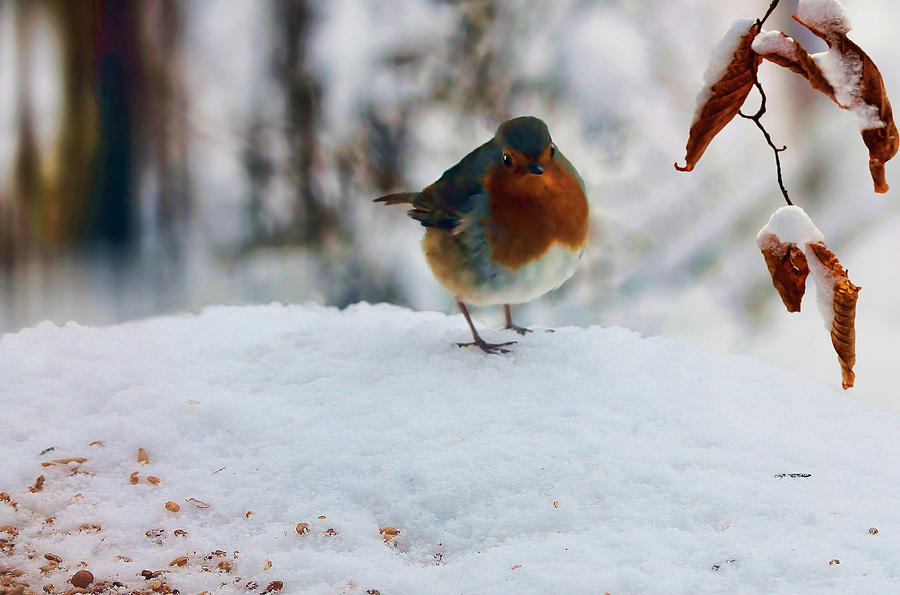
502 153 513 167
549 143 556 159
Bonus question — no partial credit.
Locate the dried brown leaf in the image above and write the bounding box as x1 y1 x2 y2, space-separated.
793 14 899 193
676 21 761 172
759 233 810 312
753 32 837 102
808 241 861 389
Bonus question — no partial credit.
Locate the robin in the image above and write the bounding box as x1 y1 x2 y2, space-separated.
375 116 589 353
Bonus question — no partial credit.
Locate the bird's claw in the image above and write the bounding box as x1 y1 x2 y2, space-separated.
504 324 532 335
456 339 516 354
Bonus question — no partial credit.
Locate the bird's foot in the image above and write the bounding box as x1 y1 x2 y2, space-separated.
504 323 532 335
456 338 516 354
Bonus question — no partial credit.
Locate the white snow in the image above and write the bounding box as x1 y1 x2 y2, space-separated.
811 48 885 130
692 19 756 125
756 205 824 247
3 304 900 593
750 31 799 62
797 0 853 36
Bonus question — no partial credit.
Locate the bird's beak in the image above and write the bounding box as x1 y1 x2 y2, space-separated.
527 163 544 175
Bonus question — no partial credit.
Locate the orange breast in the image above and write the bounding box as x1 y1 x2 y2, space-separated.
483 161 589 270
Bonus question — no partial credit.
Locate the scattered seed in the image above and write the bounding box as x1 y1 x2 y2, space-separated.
169 556 188 567
511 565 521 570
165 501 180 513
245 510 253 519
1 526 18 537
829 559 840 565
317 515 326 519
42 457 87 467
0 493 8 501
869 527 879 535
263 558 272 571
44 554 63 564
246 581 259 590
325 528 338 536
130 472 140 485
186 498 210 508
174 529 188 537
379 526 399 545
712 558 736 571
553 500 560 508
295 523 309 535
145 529 166 539
263 581 283 593
76 523 101 533
42 584 53 593
137 449 149 464
70 570 93 588
30 475 46 493
147 476 160 486
88 441 103 447
217 561 232 573
116 555 132 562
38 447 56 456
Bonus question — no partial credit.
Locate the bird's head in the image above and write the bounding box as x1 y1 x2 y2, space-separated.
495 116 555 176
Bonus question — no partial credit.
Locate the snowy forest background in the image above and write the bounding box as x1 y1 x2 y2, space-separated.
1 0 898 407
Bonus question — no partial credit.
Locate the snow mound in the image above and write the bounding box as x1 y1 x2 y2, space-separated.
756 205 825 246
751 31 799 62
797 0 852 36
2 304 900 594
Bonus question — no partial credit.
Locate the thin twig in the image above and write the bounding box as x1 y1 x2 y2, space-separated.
740 80 792 206
740 5 793 206
758 0 781 28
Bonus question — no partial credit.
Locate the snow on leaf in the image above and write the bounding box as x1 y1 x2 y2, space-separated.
792 3 899 193
806 242 861 389
757 206 860 389
751 31 837 104
675 19 761 172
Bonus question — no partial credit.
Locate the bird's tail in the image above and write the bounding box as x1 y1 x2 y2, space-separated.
374 192 418 205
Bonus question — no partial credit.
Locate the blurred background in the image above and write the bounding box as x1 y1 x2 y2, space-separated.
1 0 898 408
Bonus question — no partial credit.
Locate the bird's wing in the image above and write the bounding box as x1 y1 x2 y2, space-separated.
375 140 497 232
555 148 586 196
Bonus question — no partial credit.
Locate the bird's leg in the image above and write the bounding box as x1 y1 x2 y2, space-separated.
503 304 532 335
456 300 516 354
